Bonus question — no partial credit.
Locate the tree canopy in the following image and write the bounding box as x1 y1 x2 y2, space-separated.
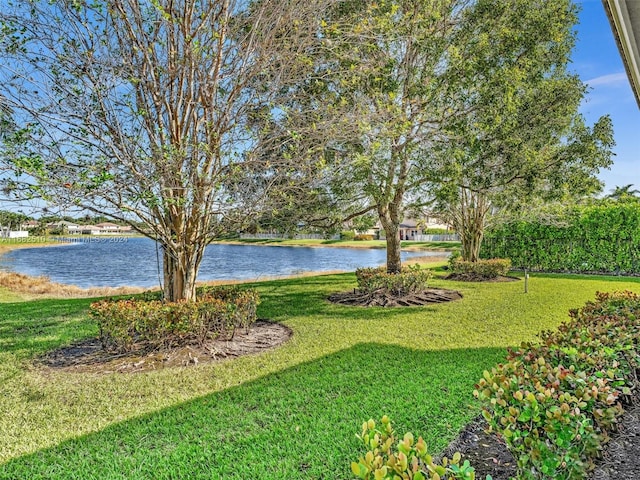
0 0 324 300
280 0 614 267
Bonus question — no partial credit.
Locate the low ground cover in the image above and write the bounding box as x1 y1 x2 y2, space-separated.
1 272 639 478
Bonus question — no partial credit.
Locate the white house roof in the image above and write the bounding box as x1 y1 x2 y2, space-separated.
603 0 640 108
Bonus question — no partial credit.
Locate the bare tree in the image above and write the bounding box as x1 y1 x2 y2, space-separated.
0 0 325 300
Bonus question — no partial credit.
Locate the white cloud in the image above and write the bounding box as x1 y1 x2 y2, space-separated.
584 72 629 87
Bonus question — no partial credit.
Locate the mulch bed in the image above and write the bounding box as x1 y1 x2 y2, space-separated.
327 288 463 307
39 320 292 374
439 400 640 479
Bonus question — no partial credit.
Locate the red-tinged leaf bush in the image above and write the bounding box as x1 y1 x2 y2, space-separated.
90 286 259 352
450 258 511 279
351 416 489 480
356 265 432 296
354 234 375 241
475 291 640 479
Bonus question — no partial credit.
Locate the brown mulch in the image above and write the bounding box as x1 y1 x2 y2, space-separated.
327 288 463 307
444 273 520 283
438 415 516 480
440 401 640 480
590 402 640 479
38 320 292 374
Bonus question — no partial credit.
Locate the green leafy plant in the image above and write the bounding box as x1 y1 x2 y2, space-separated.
482 201 640 273
449 258 511 279
351 416 489 480
342 230 357 240
356 265 432 295
475 291 640 479
90 287 260 352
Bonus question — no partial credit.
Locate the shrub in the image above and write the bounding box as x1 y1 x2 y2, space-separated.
450 258 511 278
351 415 488 480
481 201 640 274
475 291 640 479
90 286 260 352
341 230 356 241
354 234 375 241
356 265 431 295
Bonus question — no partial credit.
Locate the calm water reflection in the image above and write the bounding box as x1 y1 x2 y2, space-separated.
0 237 442 288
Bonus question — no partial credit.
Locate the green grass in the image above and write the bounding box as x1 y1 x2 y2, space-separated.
1 271 639 479
213 237 460 250
0 287 25 303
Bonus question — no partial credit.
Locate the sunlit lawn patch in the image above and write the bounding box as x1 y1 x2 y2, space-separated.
0 271 639 478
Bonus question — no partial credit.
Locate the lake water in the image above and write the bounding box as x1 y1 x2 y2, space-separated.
0 237 442 288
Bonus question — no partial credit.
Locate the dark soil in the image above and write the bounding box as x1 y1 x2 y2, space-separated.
327 288 463 307
440 401 640 480
39 320 292 374
438 415 516 480
444 273 520 283
590 402 640 479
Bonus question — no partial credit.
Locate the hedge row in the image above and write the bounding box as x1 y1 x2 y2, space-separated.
481 202 640 274
475 291 640 479
90 286 259 352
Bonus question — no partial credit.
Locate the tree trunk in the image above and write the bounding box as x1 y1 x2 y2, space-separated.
461 227 483 262
384 222 402 274
455 188 489 262
162 243 204 302
379 205 402 274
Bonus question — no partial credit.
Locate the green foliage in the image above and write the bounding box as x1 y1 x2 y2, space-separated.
482 201 640 273
450 258 511 279
356 265 431 295
351 416 488 480
475 291 640 479
90 287 259 352
1 273 640 477
342 230 357 240
354 234 375 241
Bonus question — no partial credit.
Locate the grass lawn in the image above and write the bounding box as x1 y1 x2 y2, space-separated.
1 271 639 479
213 237 460 251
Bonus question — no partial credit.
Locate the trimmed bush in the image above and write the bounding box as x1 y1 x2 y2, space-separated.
351 415 487 480
450 258 511 278
475 291 640 479
356 265 431 295
422 228 450 235
354 234 375 241
90 286 259 352
341 230 356 241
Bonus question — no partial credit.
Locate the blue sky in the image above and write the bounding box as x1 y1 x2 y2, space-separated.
573 0 640 194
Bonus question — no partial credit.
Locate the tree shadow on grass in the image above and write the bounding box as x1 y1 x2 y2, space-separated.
0 343 506 480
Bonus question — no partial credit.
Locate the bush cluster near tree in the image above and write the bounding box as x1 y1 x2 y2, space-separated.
481 199 640 274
